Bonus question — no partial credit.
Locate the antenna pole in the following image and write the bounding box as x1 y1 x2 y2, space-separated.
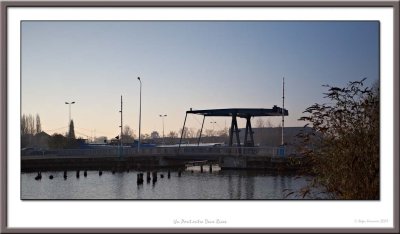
282 77 285 145
120 95 123 150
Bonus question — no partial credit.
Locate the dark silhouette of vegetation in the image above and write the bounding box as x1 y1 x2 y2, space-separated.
297 78 379 199
21 114 84 150
68 120 76 139
48 133 84 149
48 133 67 149
150 131 160 139
122 125 135 143
35 114 42 134
21 113 43 148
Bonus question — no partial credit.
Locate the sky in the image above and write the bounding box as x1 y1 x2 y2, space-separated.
21 21 379 140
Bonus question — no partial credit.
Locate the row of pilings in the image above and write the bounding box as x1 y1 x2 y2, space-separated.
199 164 213 173
137 170 179 185
32 168 188 183
33 163 216 181
34 169 97 180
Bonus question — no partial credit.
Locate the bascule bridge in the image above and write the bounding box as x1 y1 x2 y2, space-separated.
178 106 288 148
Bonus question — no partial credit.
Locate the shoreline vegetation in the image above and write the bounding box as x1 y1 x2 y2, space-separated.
296 78 379 200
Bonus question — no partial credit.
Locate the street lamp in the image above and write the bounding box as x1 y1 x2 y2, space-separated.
159 114 167 145
65 101 75 124
137 77 142 153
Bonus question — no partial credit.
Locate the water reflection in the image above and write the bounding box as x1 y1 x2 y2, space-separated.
245 176 254 200
21 169 311 200
228 173 234 199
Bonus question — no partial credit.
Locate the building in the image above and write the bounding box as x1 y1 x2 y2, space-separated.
239 127 312 147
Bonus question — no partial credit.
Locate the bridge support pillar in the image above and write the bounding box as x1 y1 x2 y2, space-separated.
229 114 241 147
244 116 255 147
197 115 205 146
178 112 188 155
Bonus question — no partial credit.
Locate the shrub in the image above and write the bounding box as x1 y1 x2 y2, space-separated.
298 78 379 199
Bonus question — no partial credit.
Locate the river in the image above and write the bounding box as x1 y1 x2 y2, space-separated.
21 166 314 199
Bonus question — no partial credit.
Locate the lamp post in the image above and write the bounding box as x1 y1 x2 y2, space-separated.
137 77 142 153
65 101 75 124
159 114 167 145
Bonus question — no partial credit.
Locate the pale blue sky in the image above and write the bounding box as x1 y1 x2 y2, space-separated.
21 21 379 139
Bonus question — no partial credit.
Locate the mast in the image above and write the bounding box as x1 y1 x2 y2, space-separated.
281 77 285 145
120 95 123 148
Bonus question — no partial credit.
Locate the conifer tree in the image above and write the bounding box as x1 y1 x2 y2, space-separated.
68 120 76 139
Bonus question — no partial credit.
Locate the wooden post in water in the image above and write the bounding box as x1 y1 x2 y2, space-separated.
137 173 144 185
178 170 182 177
200 165 203 173
209 164 212 173
84 170 87 177
76 170 80 178
167 170 171 179
152 171 157 183
147 172 151 183
35 172 42 180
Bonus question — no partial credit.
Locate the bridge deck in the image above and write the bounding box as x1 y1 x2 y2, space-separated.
21 146 304 172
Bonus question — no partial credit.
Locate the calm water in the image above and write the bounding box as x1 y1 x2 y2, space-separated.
21 167 313 200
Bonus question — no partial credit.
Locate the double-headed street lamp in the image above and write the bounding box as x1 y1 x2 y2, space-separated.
159 114 167 145
65 101 75 124
137 77 142 153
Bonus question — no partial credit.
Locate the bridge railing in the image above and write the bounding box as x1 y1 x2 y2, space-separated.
175 146 297 157
56 146 298 157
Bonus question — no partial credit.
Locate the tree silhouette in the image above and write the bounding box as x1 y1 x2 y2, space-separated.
35 114 42 134
21 113 41 147
48 133 67 149
122 125 135 143
68 120 76 139
298 78 379 199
